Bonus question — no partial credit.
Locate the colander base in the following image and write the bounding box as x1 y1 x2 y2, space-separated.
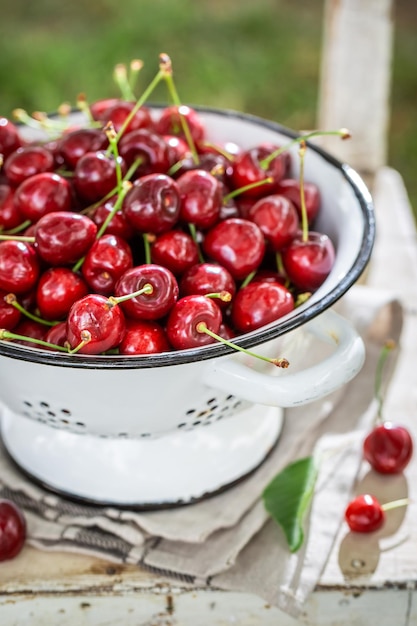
0 404 283 508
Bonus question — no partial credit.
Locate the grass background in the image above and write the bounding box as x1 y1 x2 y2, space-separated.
0 0 416 216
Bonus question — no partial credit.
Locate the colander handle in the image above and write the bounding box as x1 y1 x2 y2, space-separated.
203 309 365 408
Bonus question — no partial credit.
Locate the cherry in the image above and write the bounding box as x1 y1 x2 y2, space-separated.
276 178 321 225
122 173 180 234
281 231 335 292
119 319 171 355
73 150 126 204
363 341 413 474
151 230 199 276
91 194 135 241
118 128 170 176
344 494 409 534
0 184 23 231
163 134 191 167
81 233 133 296
344 494 385 533
248 194 299 251
0 240 40 294
36 267 89 320
44 321 68 348
166 294 222 350
114 264 179 320
14 172 73 223
3 145 55 187
13 318 48 346
99 101 154 135
58 127 109 169
177 169 223 229
0 499 26 561
231 281 294 333
66 292 126 355
0 118 23 159
155 105 205 144
363 423 413 474
89 97 122 122
231 143 290 199
179 262 236 306
202 217 266 280
34 211 98 266
0 289 21 330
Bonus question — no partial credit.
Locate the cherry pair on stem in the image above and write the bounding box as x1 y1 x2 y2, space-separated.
345 340 413 534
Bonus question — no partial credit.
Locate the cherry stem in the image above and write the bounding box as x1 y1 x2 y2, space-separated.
381 497 410 512
0 234 34 242
223 177 274 203
298 141 309 243
259 128 351 170
295 292 312 307
76 93 96 125
375 339 397 422
105 122 123 187
204 291 232 303
0 219 32 236
196 322 290 368
4 293 59 327
128 59 144 95
198 141 236 161
240 270 256 289
159 53 199 165
115 64 166 143
108 283 153 305
143 233 153 264
113 63 137 102
188 222 205 263
0 328 82 353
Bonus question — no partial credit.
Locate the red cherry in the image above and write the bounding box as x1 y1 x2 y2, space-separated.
58 128 109 169
0 240 40 294
363 422 413 474
73 150 126 204
34 211 98 266
14 172 73 223
119 319 171 355
344 494 385 533
281 231 335 292
151 230 199 276
177 169 223 229
13 319 48 347
81 233 133 296
163 134 191 166
276 178 321 225
0 184 23 231
114 264 179 321
0 118 23 159
44 321 68 349
231 281 294 333
248 194 299 251
165 294 222 350
36 267 89 320
179 262 236 306
202 218 266 280
231 143 290 198
0 289 21 329
155 105 205 144
3 145 55 187
89 98 122 122
66 293 126 354
91 194 135 241
99 101 153 135
122 173 180 234
118 128 170 176
0 499 26 561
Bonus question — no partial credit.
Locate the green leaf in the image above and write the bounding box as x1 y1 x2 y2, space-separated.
262 456 319 553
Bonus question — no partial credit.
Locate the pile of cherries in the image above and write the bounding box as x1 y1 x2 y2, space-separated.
0 69 337 358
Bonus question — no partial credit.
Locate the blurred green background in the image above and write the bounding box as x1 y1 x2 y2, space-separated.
1 0 416 216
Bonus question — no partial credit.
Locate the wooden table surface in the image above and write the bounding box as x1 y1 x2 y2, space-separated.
1 167 416 625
